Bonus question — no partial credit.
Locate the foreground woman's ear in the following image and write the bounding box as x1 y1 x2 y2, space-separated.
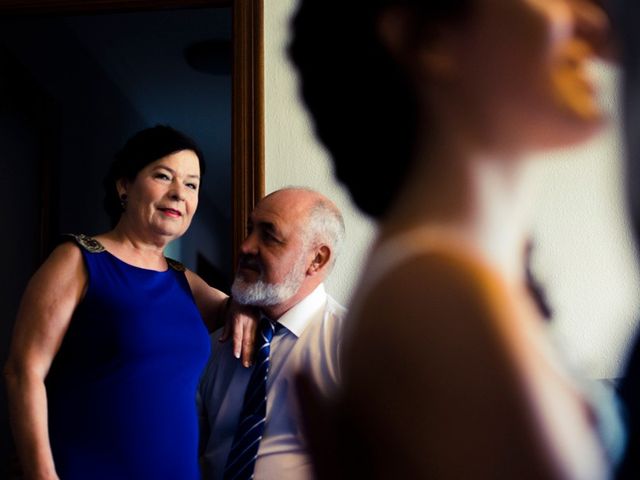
377 6 458 81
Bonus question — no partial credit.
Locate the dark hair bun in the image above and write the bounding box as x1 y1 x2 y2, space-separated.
289 0 469 218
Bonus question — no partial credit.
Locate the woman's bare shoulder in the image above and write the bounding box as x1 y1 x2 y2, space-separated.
41 241 85 274
344 248 529 402
24 242 87 305
352 249 512 341
341 252 562 478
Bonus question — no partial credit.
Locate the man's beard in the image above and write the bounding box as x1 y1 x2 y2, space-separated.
231 255 307 307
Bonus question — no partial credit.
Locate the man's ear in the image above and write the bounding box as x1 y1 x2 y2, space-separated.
307 245 331 276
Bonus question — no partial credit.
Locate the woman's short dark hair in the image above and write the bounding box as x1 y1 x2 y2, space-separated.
289 0 470 219
103 125 206 226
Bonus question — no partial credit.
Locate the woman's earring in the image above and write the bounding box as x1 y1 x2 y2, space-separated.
120 193 128 211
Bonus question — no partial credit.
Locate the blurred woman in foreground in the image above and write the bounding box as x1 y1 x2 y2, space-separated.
291 0 624 478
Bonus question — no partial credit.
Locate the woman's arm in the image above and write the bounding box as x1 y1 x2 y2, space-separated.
185 271 258 367
4 243 86 480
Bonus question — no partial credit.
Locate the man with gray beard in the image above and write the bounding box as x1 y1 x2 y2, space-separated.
198 187 346 480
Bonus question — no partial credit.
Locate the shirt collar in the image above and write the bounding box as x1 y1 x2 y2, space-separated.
271 283 327 338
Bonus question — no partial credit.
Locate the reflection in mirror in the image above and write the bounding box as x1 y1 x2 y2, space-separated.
0 7 238 476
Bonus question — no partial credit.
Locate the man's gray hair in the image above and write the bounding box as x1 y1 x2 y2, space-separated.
301 193 345 273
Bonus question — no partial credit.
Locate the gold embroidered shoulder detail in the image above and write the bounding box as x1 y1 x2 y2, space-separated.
166 257 186 272
67 233 105 253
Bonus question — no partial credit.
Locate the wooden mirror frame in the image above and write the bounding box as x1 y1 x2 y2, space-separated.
0 0 264 266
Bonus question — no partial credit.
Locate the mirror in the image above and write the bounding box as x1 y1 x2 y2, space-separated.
0 0 263 475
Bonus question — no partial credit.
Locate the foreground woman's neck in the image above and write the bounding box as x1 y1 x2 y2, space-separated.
381 138 535 288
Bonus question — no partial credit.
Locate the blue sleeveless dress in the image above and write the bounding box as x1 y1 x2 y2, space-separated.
46 235 211 479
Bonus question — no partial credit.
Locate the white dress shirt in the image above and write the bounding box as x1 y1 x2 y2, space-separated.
198 283 346 480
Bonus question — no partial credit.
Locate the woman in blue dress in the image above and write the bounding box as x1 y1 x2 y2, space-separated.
4 125 255 479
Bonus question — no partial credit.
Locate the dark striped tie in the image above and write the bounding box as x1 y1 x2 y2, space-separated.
224 317 275 480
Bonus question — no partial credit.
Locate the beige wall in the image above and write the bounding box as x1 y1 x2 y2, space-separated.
264 0 376 308
263 0 640 379
527 63 640 379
